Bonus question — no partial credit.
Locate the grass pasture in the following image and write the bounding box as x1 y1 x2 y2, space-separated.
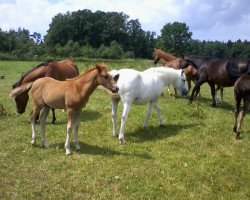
0 60 249 199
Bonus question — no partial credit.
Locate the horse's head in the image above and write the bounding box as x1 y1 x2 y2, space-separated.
12 83 29 114
179 57 190 70
95 63 119 93
175 70 188 96
153 48 160 64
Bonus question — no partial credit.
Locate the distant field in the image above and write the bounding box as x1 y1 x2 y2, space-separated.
0 60 249 199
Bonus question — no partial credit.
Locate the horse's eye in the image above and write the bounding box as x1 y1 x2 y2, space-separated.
104 75 109 79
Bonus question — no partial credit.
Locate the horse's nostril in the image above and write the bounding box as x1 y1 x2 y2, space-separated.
112 87 119 93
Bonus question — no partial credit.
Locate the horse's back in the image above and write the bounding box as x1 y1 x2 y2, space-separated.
49 59 79 80
234 75 250 99
206 59 232 86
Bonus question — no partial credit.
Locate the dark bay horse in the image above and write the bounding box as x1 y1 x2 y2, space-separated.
12 59 79 124
153 48 198 95
233 67 250 139
179 56 250 106
10 63 119 155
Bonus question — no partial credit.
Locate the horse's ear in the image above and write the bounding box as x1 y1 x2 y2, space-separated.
95 64 102 73
113 74 120 83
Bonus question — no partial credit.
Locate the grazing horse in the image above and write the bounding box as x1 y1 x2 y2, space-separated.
153 48 198 95
233 68 250 139
103 67 188 144
179 56 250 106
12 59 79 124
10 63 119 155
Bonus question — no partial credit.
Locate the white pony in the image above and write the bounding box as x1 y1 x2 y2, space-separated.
105 67 188 144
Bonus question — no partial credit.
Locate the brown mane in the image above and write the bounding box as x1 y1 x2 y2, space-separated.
154 48 178 62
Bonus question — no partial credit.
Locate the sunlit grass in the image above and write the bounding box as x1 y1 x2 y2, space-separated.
0 60 249 199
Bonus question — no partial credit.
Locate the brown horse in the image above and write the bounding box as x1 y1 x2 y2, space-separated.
153 48 198 95
12 59 79 124
233 68 250 139
179 56 250 106
10 63 119 155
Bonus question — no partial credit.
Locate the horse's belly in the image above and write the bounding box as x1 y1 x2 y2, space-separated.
44 97 66 109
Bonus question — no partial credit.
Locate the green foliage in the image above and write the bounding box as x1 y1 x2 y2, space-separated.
0 60 249 199
0 11 250 60
157 22 192 56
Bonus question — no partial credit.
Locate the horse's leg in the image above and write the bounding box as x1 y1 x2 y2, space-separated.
143 102 154 128
189 79 204 104
167 86 173 96
174 88 177 98
154 102 165 126
73 111 81 151
187 80 192 94
65 109 74 155
35 113 40 123
40 105 50 148
209 82 216 107
51 108 56 125
236 99 249 140
30 105 43 146
220 87 224 104
111 99 119 137
215 86 223 105
233 96 241 133
119 103 131 145
215 86 220 105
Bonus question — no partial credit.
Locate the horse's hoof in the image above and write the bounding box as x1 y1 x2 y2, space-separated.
75 145 81 151
42 142 49 149
160 123 166 127
113 133 118 138
31 140 36 146
235 135 241 140
233 126 237 133
119 138 125 145
211 103 216 107
187 100 192 105
66 149 72 155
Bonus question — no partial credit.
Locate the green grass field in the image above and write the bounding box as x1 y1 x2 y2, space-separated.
0 60 249 199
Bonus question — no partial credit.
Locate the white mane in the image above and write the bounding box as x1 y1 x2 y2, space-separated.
145 67 185 87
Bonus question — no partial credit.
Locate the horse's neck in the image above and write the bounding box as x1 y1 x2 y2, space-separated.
156 68 178 86
21 67 46 85
75 70 98 95
161 52 177 62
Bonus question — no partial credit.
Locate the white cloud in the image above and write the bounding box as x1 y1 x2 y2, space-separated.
0 0 249 41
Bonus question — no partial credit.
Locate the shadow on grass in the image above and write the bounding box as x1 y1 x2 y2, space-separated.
125 123 197 143
31 109 103 125
50 142 152 159
179 95 234 112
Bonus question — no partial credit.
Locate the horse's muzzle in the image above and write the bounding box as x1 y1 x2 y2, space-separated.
111 87 119 93
17 108 25 114
182 89 188 96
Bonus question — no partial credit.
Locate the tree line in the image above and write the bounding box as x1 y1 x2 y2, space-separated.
0 9 249 60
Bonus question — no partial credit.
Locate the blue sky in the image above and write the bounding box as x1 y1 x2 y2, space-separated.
0 0 249 42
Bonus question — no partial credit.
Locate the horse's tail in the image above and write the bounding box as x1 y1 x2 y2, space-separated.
226 61 248 82
98 85 120 100
9 82 33 98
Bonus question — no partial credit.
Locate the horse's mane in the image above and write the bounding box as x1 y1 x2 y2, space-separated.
14 60 54 87
70 64 107 80
155 48 178 61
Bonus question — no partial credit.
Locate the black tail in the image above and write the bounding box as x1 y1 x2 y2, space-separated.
226 61 248 82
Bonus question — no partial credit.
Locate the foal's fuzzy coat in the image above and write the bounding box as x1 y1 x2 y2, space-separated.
10 64 119 155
